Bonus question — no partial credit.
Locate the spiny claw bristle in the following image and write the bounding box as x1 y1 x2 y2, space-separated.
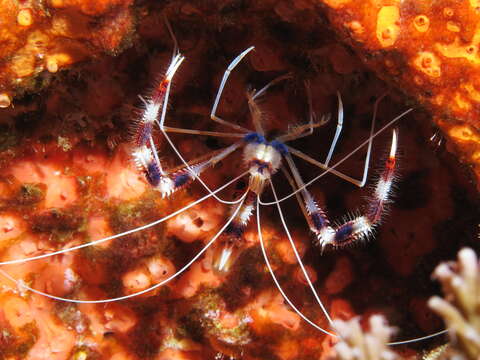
132 146 153 170
304 193 319 215
157 176 175 198
316 227 335 249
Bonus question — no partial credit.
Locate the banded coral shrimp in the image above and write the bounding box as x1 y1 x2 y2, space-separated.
0 22 478 360
122 44 457 351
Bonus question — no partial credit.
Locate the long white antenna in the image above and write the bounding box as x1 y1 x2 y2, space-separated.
160 123 246 205
256 196 336 337
269 179 333 325
0 192 248 304
259 108 413 206
0 171 248 266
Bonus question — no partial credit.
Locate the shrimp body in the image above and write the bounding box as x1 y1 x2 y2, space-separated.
243 133 286 194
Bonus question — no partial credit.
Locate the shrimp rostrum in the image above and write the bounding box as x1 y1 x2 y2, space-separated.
0 44 445 348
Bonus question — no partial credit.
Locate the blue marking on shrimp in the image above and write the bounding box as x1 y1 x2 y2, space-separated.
270 140 288 155
244 132 266 144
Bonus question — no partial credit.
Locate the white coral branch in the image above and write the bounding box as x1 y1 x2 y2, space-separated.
332 315 398 360
428 247 480 360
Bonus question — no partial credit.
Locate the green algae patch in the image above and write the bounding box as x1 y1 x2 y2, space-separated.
57 136 73 152
30 207 86 243
0 125 18 152
15 183 46 206
69 345 102 360
180 288 251 347
108 197 167 262
0 321 38 359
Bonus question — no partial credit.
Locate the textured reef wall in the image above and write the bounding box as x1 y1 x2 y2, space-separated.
0 1 478 359
319 0 480 190
4 0 480 189
0 0 135 107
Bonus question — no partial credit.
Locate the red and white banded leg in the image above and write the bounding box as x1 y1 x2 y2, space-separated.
310 130 398 249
